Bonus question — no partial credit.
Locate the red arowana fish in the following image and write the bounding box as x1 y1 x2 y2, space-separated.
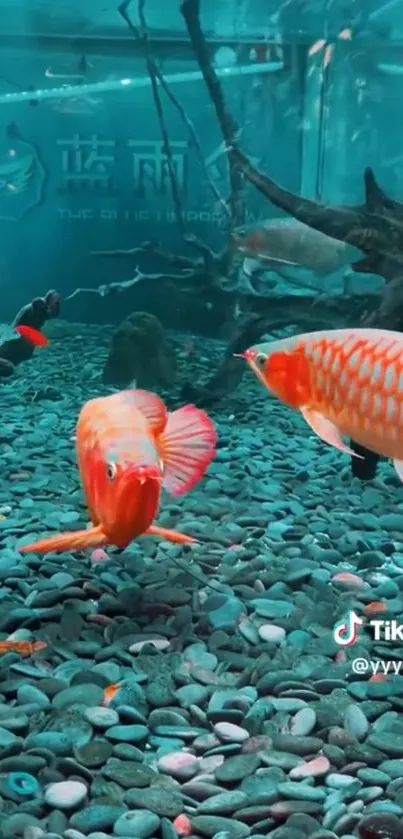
15 325 49 347
20 389 217 554
237 328 403 479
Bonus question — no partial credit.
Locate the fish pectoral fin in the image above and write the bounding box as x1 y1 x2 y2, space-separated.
158 405 217 497
126 389 167 433
301 407 364 458
393 459 403 481
260 256 301 269
145 524 198 545
19 524 107 555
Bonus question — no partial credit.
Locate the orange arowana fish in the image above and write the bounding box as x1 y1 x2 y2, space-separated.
20 389 217 554
237 328 403 479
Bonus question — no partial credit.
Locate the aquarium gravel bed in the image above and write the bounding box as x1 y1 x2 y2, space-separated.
0 326 403 839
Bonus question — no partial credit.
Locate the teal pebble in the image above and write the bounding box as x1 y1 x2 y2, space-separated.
364 801 403 815
106 724 148 743
277 781 326 802
7 772 39 797
148 736 185 753
357 767 390 784
379 759 403 778
207 596 244 629
372 581 399 597
287 630 311 649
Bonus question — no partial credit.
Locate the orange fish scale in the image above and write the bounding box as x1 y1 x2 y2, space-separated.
307 334 403 431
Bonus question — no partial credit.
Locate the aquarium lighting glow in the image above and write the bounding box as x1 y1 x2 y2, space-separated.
0 61 284 106
378 62 403 75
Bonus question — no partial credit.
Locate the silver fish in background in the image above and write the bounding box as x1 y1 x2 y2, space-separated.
233 216 364 277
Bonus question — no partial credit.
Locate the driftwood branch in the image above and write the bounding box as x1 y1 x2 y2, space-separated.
91 239 200 270
90 235 238 295
107 0 236 299
180 0 245 234
89 239 346 299
119 0 186 237
230 149 403 325
362 274 403 328
118 2 228 219
64 264 198 302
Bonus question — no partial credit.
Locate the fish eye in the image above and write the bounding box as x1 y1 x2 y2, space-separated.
107 461 117 480
255 353 267 369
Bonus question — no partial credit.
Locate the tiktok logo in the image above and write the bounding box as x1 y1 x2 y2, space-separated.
333 611 364 646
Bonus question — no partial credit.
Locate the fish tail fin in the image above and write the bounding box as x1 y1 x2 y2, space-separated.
145 524 198 544
19 525 107 555
158 405 217 497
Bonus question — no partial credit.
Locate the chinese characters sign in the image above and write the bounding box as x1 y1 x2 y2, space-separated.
56 134 116 193
56 133 188 197
0 131 261 226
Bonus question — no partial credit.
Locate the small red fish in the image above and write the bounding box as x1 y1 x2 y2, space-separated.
173 814 192 837
237 328 403 478
308 38 327 57
20 389 216 554
368 673 388 684
0 640 47 655
15 325 49 347
103 683 121 706
363 601 387 617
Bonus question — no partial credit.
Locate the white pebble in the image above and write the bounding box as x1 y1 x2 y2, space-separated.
44 780 87 809
344 704 369 741
258 624 286 644
213 722 249 742
291 707 316 736
23 829 45 839
199 754 225 772
326 772 357 789
129 638 170 653
349 799 366 812
157 751 199 779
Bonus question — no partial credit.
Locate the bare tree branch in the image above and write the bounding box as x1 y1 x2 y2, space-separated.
118 0 186 236
98 0 256 308
119 1 229 220
90 233 237 295
64 265 199 302
180 0 245 234
91 239 200 270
